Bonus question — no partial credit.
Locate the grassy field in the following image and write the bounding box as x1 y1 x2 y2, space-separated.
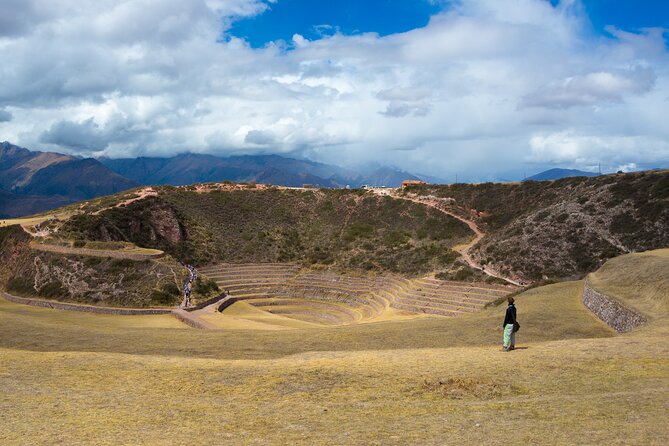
1 251 668 445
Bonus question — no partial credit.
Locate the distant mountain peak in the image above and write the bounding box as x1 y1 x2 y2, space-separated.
0 141 137 218
525 168 599 182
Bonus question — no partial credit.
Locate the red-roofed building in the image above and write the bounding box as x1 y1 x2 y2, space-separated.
402 180 427 189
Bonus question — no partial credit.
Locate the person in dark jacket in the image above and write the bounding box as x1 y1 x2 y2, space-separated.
502 296 518 351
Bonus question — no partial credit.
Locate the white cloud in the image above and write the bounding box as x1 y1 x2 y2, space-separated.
528 131 669 166
521 67 656 109
1 0 668 179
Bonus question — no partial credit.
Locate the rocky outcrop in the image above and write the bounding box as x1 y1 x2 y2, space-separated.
581 279 647 333
148 205 187 244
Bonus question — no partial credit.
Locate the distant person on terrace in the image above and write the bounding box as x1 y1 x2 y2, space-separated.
502 297 518 352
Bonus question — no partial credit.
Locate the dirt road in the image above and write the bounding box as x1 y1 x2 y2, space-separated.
371 188 522 286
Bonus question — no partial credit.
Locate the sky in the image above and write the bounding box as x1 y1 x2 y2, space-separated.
1 0 668 181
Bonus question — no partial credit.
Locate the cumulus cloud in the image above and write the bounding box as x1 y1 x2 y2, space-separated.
521 67 657 109
1 0 668 179
528 131 669 167
39 119 110 151
244 129 275 146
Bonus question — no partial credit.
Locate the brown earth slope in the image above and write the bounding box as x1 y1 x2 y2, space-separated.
407 170 669 281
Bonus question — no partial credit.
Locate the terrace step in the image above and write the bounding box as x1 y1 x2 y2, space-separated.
394 296 479 313
402 290 496 303
394 298 482 312
199 263 515 322
213 284 287 293
206 273 297 281
212 280 293 288
250 295 379 321
410 285 507 299
228 293 277 301
267 307 355 325
199 264 299 274
251 298 361 317
396 293 490 308
391 301 465 317
415 278 513 292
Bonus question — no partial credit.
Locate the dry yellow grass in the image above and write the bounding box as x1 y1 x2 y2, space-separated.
194 301 321 330
0 214 70 228
1 251 668 445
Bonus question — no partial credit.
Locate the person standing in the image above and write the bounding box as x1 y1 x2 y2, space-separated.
184 282 192 307
502 296 518 351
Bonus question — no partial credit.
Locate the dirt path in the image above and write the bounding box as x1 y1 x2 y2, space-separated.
371 189 522 286
91 187 158 215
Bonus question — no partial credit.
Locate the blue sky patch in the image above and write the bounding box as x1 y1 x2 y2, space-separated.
581 0 669 33
230 0 669 48
227 0 443 47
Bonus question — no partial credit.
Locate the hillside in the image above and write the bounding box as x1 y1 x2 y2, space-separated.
59 186 473 276
4 169 666 285
407 170 669 281
0 225 201 307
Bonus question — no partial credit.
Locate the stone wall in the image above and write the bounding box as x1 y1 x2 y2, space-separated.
217 296 238 312
186 293 228 311
0 291 171 315
171 309 218 329
30 242 164 260
581 280 647 333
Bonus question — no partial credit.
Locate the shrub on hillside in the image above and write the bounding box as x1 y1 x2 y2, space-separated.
344 223 375 241
161 282 181 296
151 289 177 305
193 278 219 296
38 281 69 298
6 276 34 295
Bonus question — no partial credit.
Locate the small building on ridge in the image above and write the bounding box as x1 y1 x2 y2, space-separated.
401 180 427 189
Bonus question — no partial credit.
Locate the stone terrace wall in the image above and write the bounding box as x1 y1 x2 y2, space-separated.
0 291 171 315
186 293 226 311
582 280 647 333
30 243 164 260
171 309 218 329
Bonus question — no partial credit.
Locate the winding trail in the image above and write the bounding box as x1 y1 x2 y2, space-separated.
91 186 158 215
371 188 522 286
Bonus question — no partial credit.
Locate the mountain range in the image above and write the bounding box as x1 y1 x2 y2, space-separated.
98 154 426 188
0 141 635 219
0 142 137 218
0 142 427 218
